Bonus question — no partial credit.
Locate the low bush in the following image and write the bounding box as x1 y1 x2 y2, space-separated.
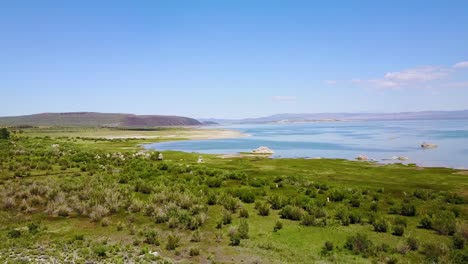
273 220 283 232
344 233 374 257
453 234 465 249
166 234 180 250
189 247 200 256
280 205 303 221
373 219 389 233
423 242 449 263
392 225 405 236
256 202 270 216
239 207 249 218
401 203 417 216
432 211 456 235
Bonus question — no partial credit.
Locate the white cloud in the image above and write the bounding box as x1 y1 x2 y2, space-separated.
272 96 297 102
453 61 468 69
384 66 448 82
353 66 451 89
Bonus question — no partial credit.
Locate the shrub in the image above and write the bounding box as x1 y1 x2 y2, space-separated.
324 241 334 252
349 212 362 224
238 219 249 239
101 217 111 227
28 222 40 234
393 217 407 227
93 245 107 258
280 205 303 221
407 237 419 251
207 192 217 205
423 242 449 263
445 193 465 204
268 194 285 210
257 202 270 216
301 213 317 226
206 177 222 188
228 227 241 246
419 214 432 229
274 220 283 232
8 229 21 238
89 205 109 222
237 188 255 203
189 247 200 256
166 234 180 250
432 211 456 235
329 189 346 202
222 210 232 225
401 204 417 216
191 230 201 242
370 203 378 212
344 233 374 257
220 195 239 213
392 225 405 236
144 230 160 245
453 234 465 249
373 219 389 233
239 207 249 218
350 196 361 208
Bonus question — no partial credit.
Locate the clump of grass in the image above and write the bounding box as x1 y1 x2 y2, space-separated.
273 220 283 232
166 234 180 250
256 202 270 216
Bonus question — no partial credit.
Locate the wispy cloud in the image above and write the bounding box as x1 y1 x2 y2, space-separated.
351 62 468 90
272 96 297 102
453 61 468 69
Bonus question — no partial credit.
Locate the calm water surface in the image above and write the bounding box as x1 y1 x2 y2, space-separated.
145 120 468 169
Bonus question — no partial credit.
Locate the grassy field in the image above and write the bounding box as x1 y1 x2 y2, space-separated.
0 127 467 263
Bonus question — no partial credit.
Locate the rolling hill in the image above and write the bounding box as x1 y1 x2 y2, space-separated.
0 112 202 127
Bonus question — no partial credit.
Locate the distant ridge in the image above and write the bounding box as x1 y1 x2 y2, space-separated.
200 110 468 124
0 112 202 127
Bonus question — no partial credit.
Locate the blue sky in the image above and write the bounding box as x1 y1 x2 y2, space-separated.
1 1 468 118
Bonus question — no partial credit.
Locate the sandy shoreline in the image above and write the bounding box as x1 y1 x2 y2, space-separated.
102 129 248 140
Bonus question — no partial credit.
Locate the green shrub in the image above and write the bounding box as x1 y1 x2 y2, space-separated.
445 193 465 204
28 222 40 234
453 234 465 249
301 213 317 226
237 188 255 203
228 227 241 246
401 203 417 216
191 230 201 242
324 241 334 252
344 233 374 257
239 207 249 218
432 211 456 235
206 177 222 188
144 230 160 245
267 194 284 210
93 245 107 258
8 229 21 238
189 247 200 256
419 214 432 229
406 237 419 251
393 217 407 227
373 219 389 233
280 205 303 221
329 189 346 202
423 242 449 263
392 225 405 236
273 220 283 232
222 210 232 225
370 203 378 212
238 219 249 239
349 212 362 224
166 234 180 250
256 202 270 216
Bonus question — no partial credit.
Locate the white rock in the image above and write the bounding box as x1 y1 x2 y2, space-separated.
251 146 275 154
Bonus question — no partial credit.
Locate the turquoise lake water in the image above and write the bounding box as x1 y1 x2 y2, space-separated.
145 120 468 169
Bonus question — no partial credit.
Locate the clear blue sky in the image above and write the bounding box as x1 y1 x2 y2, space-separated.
2 1 468 118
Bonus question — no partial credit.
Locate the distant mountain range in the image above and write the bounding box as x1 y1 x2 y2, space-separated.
200 110 468 124
0 112 202 127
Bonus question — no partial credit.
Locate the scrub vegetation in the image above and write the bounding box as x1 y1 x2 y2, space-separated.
0 127 467 263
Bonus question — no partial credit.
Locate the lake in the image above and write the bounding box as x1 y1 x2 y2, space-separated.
145 120 468 169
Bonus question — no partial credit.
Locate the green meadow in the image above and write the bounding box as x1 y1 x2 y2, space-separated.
0 127 467 263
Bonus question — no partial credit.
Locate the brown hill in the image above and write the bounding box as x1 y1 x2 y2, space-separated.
0 112 202 127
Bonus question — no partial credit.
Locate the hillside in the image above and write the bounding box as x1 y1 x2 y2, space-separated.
200 110 468 124
0 112 202 127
